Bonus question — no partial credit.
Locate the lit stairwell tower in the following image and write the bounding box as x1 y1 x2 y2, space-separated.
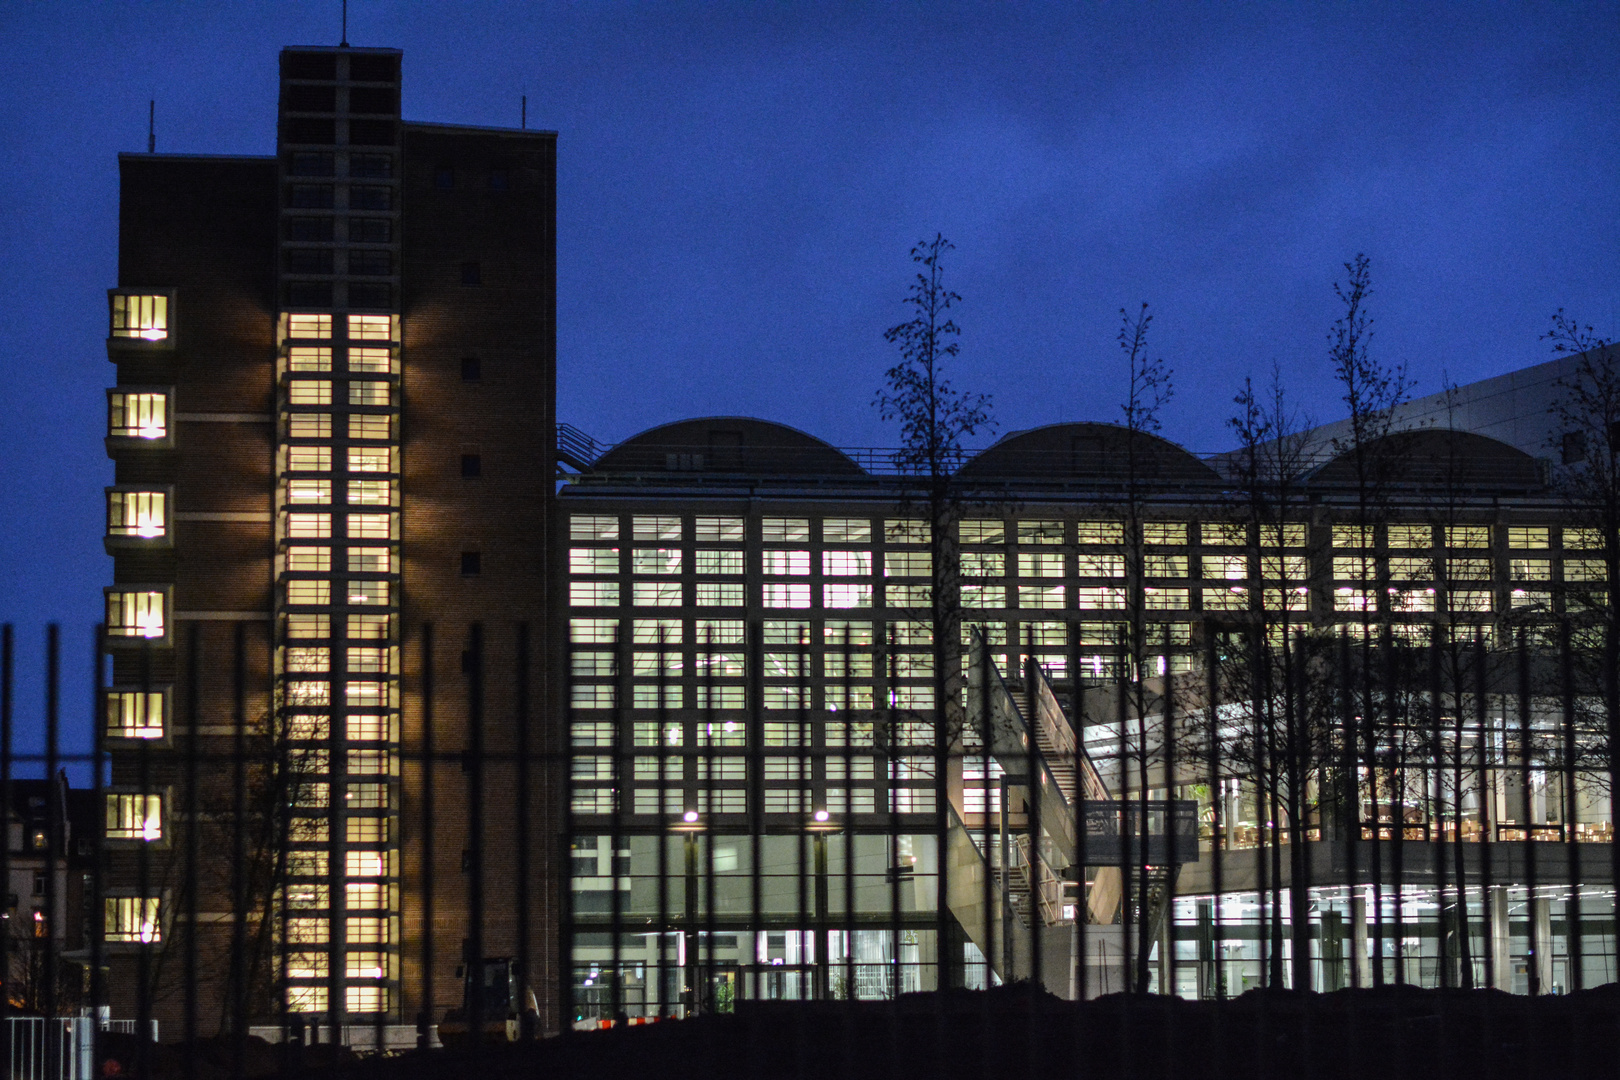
275 46 404 1023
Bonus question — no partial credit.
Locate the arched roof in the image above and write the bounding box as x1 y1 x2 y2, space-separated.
591 417 866 477
956 422 1223 484
1309 429 1545 490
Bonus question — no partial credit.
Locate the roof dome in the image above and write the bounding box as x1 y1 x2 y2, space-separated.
1310 429 1544 490
957 422 1222 485
591 417 866 477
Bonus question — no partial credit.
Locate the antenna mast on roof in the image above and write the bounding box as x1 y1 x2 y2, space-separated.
341 0 348 47
148 100 155 153
521 95 526 130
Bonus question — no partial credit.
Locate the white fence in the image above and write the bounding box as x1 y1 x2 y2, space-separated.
5 1015 157 1080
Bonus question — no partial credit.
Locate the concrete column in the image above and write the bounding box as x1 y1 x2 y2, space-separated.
1529 895 1553 994
1350 893 1370 988
1488 886 1512 991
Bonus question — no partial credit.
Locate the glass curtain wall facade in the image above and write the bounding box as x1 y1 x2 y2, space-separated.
560 419 1619 1016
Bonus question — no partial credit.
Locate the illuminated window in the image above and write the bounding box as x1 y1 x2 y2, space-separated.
695 549 743 574
108 391 168 440
107 490 166 538
106 589 166 639
571 581 620 607
1387 557 1433 581
287 580 332 605
632 516 682 540
1511 559 1552 581
288 446 331 472
762 518 810 542
347 581 390 606
105 690 164 739
1019 552 1065 578
349 381 390 406
1509 527 1550 550
110 294 169 340
288 413 332 438
694 516 743 541
285 681 330 707
633 582 683 607
823 517 871 542
105 897 161 943
1564 528 1601 550
696 582 744 606
287 314 333 340
349 414 391 440
1146 554 1189 577
959 520 1005 544
287 347 332 371
349 714 389 741
1566 559 1607 582
1143 587 1190 610
286 513 332 538
1444 525 1492 548
1261 554 1309 580
570 548 620 574
823 551 872 576
1076 553 1124 577
632 548 682 574
886 520 931 544
348 615 391 640
1202 523 1246 546
1075 587 1126 610
887 583 932 607
287 614 331 638
763 551 810 575
1206 554 1249 580
348 347 394 373
1332 525 1374 548
886 552 932 577
288 380 332 405
348 547 391 573
1018 585 1065 609
762 583 811 608
348 315 395 341
1386 524 1431 548
961 585 1006 609
349 514 394 540
1144 522 1189 544
284 647 330 672
286 548 330 573
824 584 873 608
286 479 332 504
1259 524 1309 548
572 515 620 540
347 448 392 472
106 793 163 841
347 480 394 505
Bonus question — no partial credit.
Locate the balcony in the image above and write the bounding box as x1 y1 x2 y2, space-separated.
106 388 173 450
106 290 175 353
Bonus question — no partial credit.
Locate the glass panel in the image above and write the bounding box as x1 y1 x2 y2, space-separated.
107 491 166 537
110 294 169 340
108 392 168 439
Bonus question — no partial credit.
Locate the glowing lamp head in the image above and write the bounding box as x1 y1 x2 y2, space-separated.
682 810 698 823
813 810 830 823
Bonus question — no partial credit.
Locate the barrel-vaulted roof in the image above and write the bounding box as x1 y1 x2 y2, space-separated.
956 422 1222 485
590 417 866 477
1309 428 1544 490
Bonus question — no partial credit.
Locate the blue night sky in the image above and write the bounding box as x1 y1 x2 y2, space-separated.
1 2 1617 750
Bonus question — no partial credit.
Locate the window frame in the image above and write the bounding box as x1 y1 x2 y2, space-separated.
106 386 175 449
106 289 177 350
104 485 174 549
103 585 173 646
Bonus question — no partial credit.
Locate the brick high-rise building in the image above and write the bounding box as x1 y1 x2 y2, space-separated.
101 44 557 1040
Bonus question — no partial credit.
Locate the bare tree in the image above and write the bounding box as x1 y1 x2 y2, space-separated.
1326 253 1413 986
875 233 993 988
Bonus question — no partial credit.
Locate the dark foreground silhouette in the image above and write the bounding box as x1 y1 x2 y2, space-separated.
104 983 1620 1079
